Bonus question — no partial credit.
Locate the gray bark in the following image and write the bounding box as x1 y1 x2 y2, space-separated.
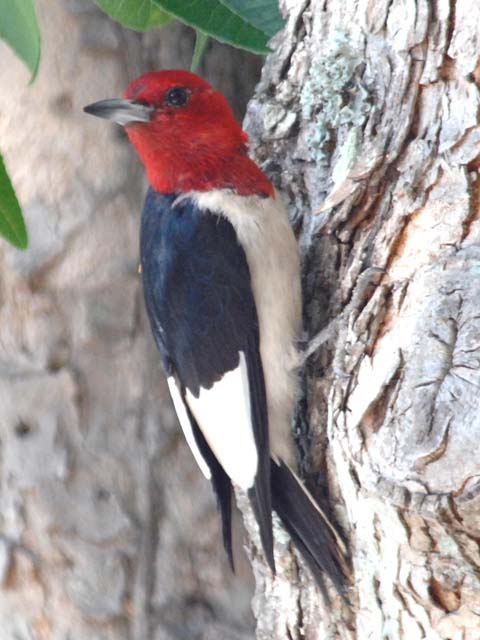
243 0 480 638
0 2 260 639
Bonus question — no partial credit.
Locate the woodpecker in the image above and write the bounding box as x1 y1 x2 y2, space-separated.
84 70 345 595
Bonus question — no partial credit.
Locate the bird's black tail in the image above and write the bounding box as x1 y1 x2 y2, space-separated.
270 460 347 598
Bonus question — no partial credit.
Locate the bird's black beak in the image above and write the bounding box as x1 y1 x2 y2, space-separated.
83 98 154 126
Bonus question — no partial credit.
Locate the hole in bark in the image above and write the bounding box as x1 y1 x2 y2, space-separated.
429 577 460 612
361 369 401 435
14 421 32 438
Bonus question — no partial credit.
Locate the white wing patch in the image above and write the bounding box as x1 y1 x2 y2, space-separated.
167 377 212 480
185 352 258 490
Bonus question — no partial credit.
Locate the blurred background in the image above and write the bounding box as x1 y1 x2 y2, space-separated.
0 1 263 638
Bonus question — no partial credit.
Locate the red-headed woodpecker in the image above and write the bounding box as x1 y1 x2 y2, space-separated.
84 70 345 596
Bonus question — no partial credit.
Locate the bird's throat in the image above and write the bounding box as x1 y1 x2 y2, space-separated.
127 128 273 197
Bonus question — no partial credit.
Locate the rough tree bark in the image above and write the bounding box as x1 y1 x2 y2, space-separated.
242 0 480 638
0 1 260 639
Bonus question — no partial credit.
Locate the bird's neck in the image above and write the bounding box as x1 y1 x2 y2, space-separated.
128 132 273 197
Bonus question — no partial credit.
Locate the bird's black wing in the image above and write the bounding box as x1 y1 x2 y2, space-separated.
140 188 273 571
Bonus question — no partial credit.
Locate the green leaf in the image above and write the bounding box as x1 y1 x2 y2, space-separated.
153 0 270 53
93 0 172 31
220 0 284 38
0 155 28 250
0 0 41 80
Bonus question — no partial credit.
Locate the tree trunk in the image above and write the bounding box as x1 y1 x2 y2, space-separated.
243 0 480 637
0 2 260 639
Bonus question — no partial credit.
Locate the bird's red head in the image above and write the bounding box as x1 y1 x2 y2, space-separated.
85 70 273 197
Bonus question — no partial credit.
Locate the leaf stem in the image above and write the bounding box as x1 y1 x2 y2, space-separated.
190 30 209 72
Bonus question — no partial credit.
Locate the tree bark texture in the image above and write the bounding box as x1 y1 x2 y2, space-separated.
243 0 480 638
0 2 261 639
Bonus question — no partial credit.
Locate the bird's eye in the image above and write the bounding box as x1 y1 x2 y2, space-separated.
165 87 189 107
